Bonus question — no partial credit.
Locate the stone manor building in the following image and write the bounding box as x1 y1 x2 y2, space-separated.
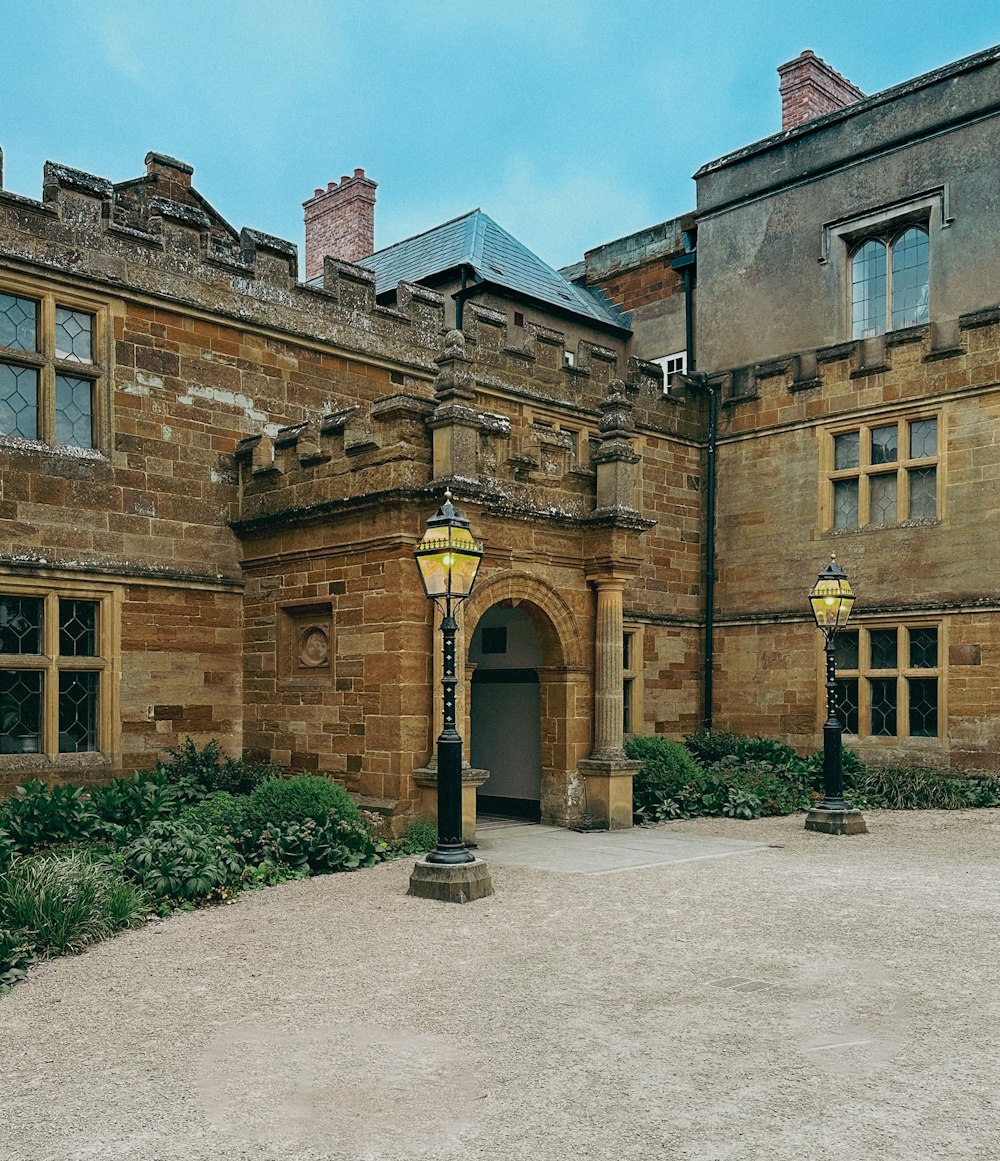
0 42 997 829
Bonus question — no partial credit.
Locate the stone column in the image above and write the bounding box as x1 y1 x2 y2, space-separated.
592 577 627 760
577 568 640 831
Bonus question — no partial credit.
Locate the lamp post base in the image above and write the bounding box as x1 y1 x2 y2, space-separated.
408 857 495 904
804 807 868 835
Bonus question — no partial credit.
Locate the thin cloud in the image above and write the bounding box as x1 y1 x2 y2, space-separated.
100 20 144 83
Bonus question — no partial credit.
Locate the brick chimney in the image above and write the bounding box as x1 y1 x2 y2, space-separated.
778 51 865 131
303 168 377 280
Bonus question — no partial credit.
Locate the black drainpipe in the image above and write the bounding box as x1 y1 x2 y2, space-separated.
672 248 716 731
453 265 480 331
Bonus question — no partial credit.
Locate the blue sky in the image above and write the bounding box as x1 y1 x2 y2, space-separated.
1 2 997 271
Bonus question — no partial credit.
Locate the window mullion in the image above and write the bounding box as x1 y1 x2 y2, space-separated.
43 592 59 756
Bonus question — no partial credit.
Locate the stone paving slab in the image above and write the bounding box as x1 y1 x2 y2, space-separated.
474 822 769 873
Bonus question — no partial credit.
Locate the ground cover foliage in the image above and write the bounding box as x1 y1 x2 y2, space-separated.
628 730 1000 823
0 741 437 993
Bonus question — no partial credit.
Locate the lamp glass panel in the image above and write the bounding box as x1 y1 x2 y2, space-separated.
810 576 855 629
415 525 482 598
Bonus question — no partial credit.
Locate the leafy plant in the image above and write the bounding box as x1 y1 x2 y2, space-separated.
625 736 705 821
121 819 245 904
848 764 1000 810
179 792 251 837
0 924 35 993
0 780 97 854
710 756 814 815
244 774 362 830
257 816 379 874
685 730 807 772
0 850 150 958
398 816 438 854
88 771 183 837
157 738 277 799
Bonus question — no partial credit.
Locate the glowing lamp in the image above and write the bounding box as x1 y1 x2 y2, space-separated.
414 492 483 602
809 556 855 634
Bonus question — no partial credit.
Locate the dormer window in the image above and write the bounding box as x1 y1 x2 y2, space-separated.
851 225 929 338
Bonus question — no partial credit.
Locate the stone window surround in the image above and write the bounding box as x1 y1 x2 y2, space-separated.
818 187 952 341
622 622 644 737
821 409 942 534
829 619 944 743
0 276 114 454
0 575 120 768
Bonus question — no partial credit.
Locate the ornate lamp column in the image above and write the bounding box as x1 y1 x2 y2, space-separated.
408 492 495 902
805 556 868 836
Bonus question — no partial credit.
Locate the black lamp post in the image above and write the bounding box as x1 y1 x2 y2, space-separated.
413 490 483 865
806 556 867 835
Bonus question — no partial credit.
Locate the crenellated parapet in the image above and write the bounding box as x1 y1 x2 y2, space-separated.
0 153 449 371
703 309 1000 436
231 333 658 537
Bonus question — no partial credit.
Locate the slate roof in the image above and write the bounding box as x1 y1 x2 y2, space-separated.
359 209 629 331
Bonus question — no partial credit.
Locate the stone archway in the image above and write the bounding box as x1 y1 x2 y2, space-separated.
462 571 588 826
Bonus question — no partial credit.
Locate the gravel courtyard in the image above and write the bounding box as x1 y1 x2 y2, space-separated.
2 810 998 1161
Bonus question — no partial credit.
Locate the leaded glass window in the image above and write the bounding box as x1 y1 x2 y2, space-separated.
59 600 98 657
831 624 940 740
908 678 938 738
0 294 37 352
0 596 42 654
55 375 94 448
836 678 859 735
870 678 898 736
58 671 98 753
0 363 39 440
869 473 897 525
851 226 929 338
0 670 43 754
0 286 103 451
852 240 887 339
890 228 930 330
834 431 859 471
54 308 93 363
869 629 898 670
833 478 859 529
827 415 939 529
910 627 937 669
870 425 898 465
0 589 111 761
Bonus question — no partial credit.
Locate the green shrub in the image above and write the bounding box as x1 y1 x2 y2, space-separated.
627 735 816 822
257 816 379 874
685 730 806 772
805 746 867 790
849 765 1000 810
399 816 438 854
157 738 277 799
179 792 251 836
244 775 361 830
710 756 813 815
121 819 245 905
682 730 749 767
625 736 704 821
88 771 183 837
0 850 150 959
0 924 35 993
0 780 97 854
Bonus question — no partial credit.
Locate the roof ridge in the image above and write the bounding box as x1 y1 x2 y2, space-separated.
365 207 481 261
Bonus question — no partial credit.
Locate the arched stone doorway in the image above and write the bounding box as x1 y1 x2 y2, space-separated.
462 572 588 827
469 604 543 819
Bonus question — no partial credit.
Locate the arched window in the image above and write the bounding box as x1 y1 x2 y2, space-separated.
851 225 929 338
891 227 930 329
